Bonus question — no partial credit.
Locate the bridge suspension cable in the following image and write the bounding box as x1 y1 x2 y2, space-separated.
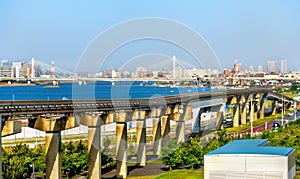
24 59 76 78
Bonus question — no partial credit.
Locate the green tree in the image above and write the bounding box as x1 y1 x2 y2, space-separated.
2 144 44 179
261 120 300 170
61 141 88 178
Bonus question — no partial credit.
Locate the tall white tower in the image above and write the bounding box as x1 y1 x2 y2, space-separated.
15 66 20 78
31 57 35 78
173 55 176 79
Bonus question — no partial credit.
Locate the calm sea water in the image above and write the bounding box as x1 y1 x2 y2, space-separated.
0 81 211 100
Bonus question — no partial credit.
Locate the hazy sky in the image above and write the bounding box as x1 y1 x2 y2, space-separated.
1 1 300 72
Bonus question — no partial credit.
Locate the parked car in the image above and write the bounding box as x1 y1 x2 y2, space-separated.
272 122 280 130
223 117 233 124
288 112 294 116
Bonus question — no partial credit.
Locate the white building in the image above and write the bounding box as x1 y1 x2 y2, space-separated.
12 61 23 78
268 60 277 74
257 65 263 72
280 58 287 74
204 139 296 179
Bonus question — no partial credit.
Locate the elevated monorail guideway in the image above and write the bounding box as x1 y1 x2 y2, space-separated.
0 88 275 118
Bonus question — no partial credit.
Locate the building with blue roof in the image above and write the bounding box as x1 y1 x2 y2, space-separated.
204 139 296 179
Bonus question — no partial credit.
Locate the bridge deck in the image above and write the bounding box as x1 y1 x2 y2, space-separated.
0 88 281 118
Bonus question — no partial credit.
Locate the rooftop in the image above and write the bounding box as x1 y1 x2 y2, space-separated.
206 139 294 156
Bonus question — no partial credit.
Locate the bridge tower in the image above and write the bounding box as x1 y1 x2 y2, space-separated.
31 57 35 78
172 55 176 79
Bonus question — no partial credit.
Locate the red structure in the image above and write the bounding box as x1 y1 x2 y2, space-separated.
51 57 55 76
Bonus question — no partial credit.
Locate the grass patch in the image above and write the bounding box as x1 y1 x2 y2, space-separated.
128 169 300 179
226 113 286 133
128 170 204 179
154 170 204 179
128 176 157 179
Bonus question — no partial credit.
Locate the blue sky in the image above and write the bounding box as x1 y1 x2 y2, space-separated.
1 1 300 72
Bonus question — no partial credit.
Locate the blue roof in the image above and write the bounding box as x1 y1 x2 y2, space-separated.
206 139 294 156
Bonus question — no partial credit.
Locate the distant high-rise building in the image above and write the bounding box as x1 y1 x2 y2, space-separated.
223 68 231 77
267 60 276 74
12 62 23 78
0 59 11 77
233 59 242 75
249 66 255 73
0 66 12 77
0 59 9 66
280 58 287 74
257 65 263 72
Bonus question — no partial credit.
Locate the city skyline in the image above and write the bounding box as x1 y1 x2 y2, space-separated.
0 56 293 74
1 1 300 72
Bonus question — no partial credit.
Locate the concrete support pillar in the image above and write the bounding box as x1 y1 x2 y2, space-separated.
136 120 146 166
250 101 254 123
28 115 78 179
212 104 223 130
260 99 265 119
216 111 224 130
161 116 170 147
116 122 127 178
175 120 185 144
241 103 247 125
171 104 192 143
253 104 258 121
233 104 240 127
152 118 161 156
1 120 22 137
272 100 277 115
88 126 101 179
80 114 102 179
45 131 62 179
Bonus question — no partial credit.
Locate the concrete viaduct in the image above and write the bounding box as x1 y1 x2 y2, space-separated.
0 88 293 178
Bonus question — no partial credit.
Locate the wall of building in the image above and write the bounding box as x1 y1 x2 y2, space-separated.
204 154 293 179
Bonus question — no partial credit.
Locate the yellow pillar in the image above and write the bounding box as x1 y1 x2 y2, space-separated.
250 101 254 123
1 120 22 137
216 111 224 130
161 116 170 147
211 104 223 130
272 100 277 115
116 122 127 178
45 132 62 179
253 103 258 121
80 114 102 179
233 104 240 127
88 126 101 179
28 115 78 179
136 120 146 166
175 120 185 144
241 103 247 125
260 100 265 119
152 118 161 156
